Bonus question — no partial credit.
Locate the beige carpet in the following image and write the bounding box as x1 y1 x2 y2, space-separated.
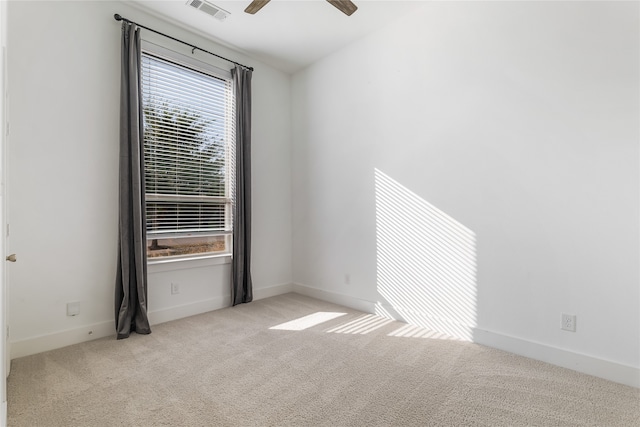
7 293 640 426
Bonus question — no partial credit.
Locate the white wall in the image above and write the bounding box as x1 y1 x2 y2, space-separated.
6 0 292 358
5 0 638 389
291 1 639 386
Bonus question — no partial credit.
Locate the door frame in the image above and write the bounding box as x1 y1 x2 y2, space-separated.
1 0 8 423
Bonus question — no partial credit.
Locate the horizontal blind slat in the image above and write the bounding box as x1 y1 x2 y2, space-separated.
142 52 234 239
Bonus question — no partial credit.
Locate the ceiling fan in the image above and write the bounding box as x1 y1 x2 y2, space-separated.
245 0 358 17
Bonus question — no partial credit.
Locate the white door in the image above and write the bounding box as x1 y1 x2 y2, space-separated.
1 0 8 423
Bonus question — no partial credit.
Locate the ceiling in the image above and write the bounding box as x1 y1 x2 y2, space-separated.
130 0 427 73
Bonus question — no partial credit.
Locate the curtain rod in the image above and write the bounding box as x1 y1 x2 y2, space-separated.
114 14 253 71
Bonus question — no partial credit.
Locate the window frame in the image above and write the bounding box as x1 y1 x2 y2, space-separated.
140 41 235 265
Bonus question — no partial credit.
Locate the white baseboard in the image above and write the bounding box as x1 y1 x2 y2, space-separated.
10 282 636 388
292 283 640 388
9 283 295 361
473 328 640 388
1 400 6 427
148 296 230 326
149 282 293 325
292 283 377 313
254 282 294 300
10 320 115 360
150 282 293 325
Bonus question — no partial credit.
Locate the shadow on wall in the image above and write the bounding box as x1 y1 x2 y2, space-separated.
374 169 477 341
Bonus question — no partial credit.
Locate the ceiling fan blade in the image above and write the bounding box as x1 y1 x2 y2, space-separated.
245 0 271 14
326 0 358 16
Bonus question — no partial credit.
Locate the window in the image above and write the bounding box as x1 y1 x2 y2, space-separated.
141 49 234 259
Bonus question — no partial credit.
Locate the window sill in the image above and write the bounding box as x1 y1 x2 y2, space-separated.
148 253 231 273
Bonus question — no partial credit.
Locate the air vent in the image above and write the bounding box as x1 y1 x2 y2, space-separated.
186 0 230 21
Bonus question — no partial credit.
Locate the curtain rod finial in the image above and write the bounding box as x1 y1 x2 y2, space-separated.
114 14 123 21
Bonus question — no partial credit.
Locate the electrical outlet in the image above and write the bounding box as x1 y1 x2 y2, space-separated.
171 283 180 295
561 313 576 332
67 301 81 317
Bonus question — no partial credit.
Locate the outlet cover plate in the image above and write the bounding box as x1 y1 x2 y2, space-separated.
67 301 80 316
171 283 180 295
561 313 576 332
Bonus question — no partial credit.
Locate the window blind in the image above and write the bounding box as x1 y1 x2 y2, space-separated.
141 52 235 239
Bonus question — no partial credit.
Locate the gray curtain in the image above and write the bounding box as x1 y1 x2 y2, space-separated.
115 22 151 339
231 66 253 306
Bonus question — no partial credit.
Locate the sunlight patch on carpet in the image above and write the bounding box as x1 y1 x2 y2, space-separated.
325 314 393 335
269 311 347 331
387 323 460 340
